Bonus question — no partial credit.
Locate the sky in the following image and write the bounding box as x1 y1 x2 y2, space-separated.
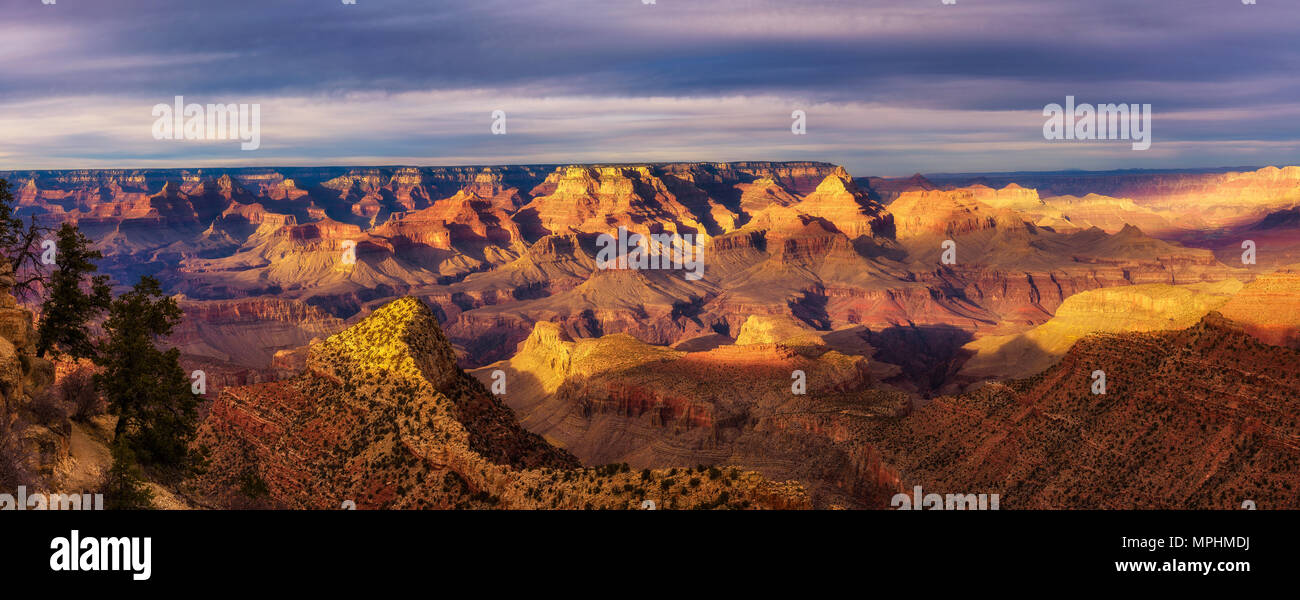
1 0 1298 176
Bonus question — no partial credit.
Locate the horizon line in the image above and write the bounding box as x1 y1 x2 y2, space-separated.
0 162 1288 180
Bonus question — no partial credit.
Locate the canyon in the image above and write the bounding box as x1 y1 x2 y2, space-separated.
4 161 1299 508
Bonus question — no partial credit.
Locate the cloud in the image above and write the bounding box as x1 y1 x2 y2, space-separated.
1 0 1297 173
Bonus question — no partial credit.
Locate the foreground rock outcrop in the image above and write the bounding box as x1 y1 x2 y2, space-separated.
192 297 810 509
0 261 58 486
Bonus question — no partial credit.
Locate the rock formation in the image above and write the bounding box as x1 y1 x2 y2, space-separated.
474 320 908 507
0 260 58 484
869 313 1300 509
959 279 1245 381
193 298 810 509
1217 264 1300 348
6 163 1275 385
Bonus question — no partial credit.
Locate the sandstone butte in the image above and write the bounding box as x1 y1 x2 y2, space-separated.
191 297 811 509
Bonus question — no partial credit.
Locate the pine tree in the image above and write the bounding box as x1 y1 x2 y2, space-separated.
103 441 155 510
36 222 112 359
95 276 199 474
0 179 23 254
0 178 53 300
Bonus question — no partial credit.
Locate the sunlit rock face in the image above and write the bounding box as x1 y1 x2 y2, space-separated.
1217 264 1300 348
793 168 894 239
958 280 1245 382
518 166 713 240
935 166 1300 231
888 186 1029 241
